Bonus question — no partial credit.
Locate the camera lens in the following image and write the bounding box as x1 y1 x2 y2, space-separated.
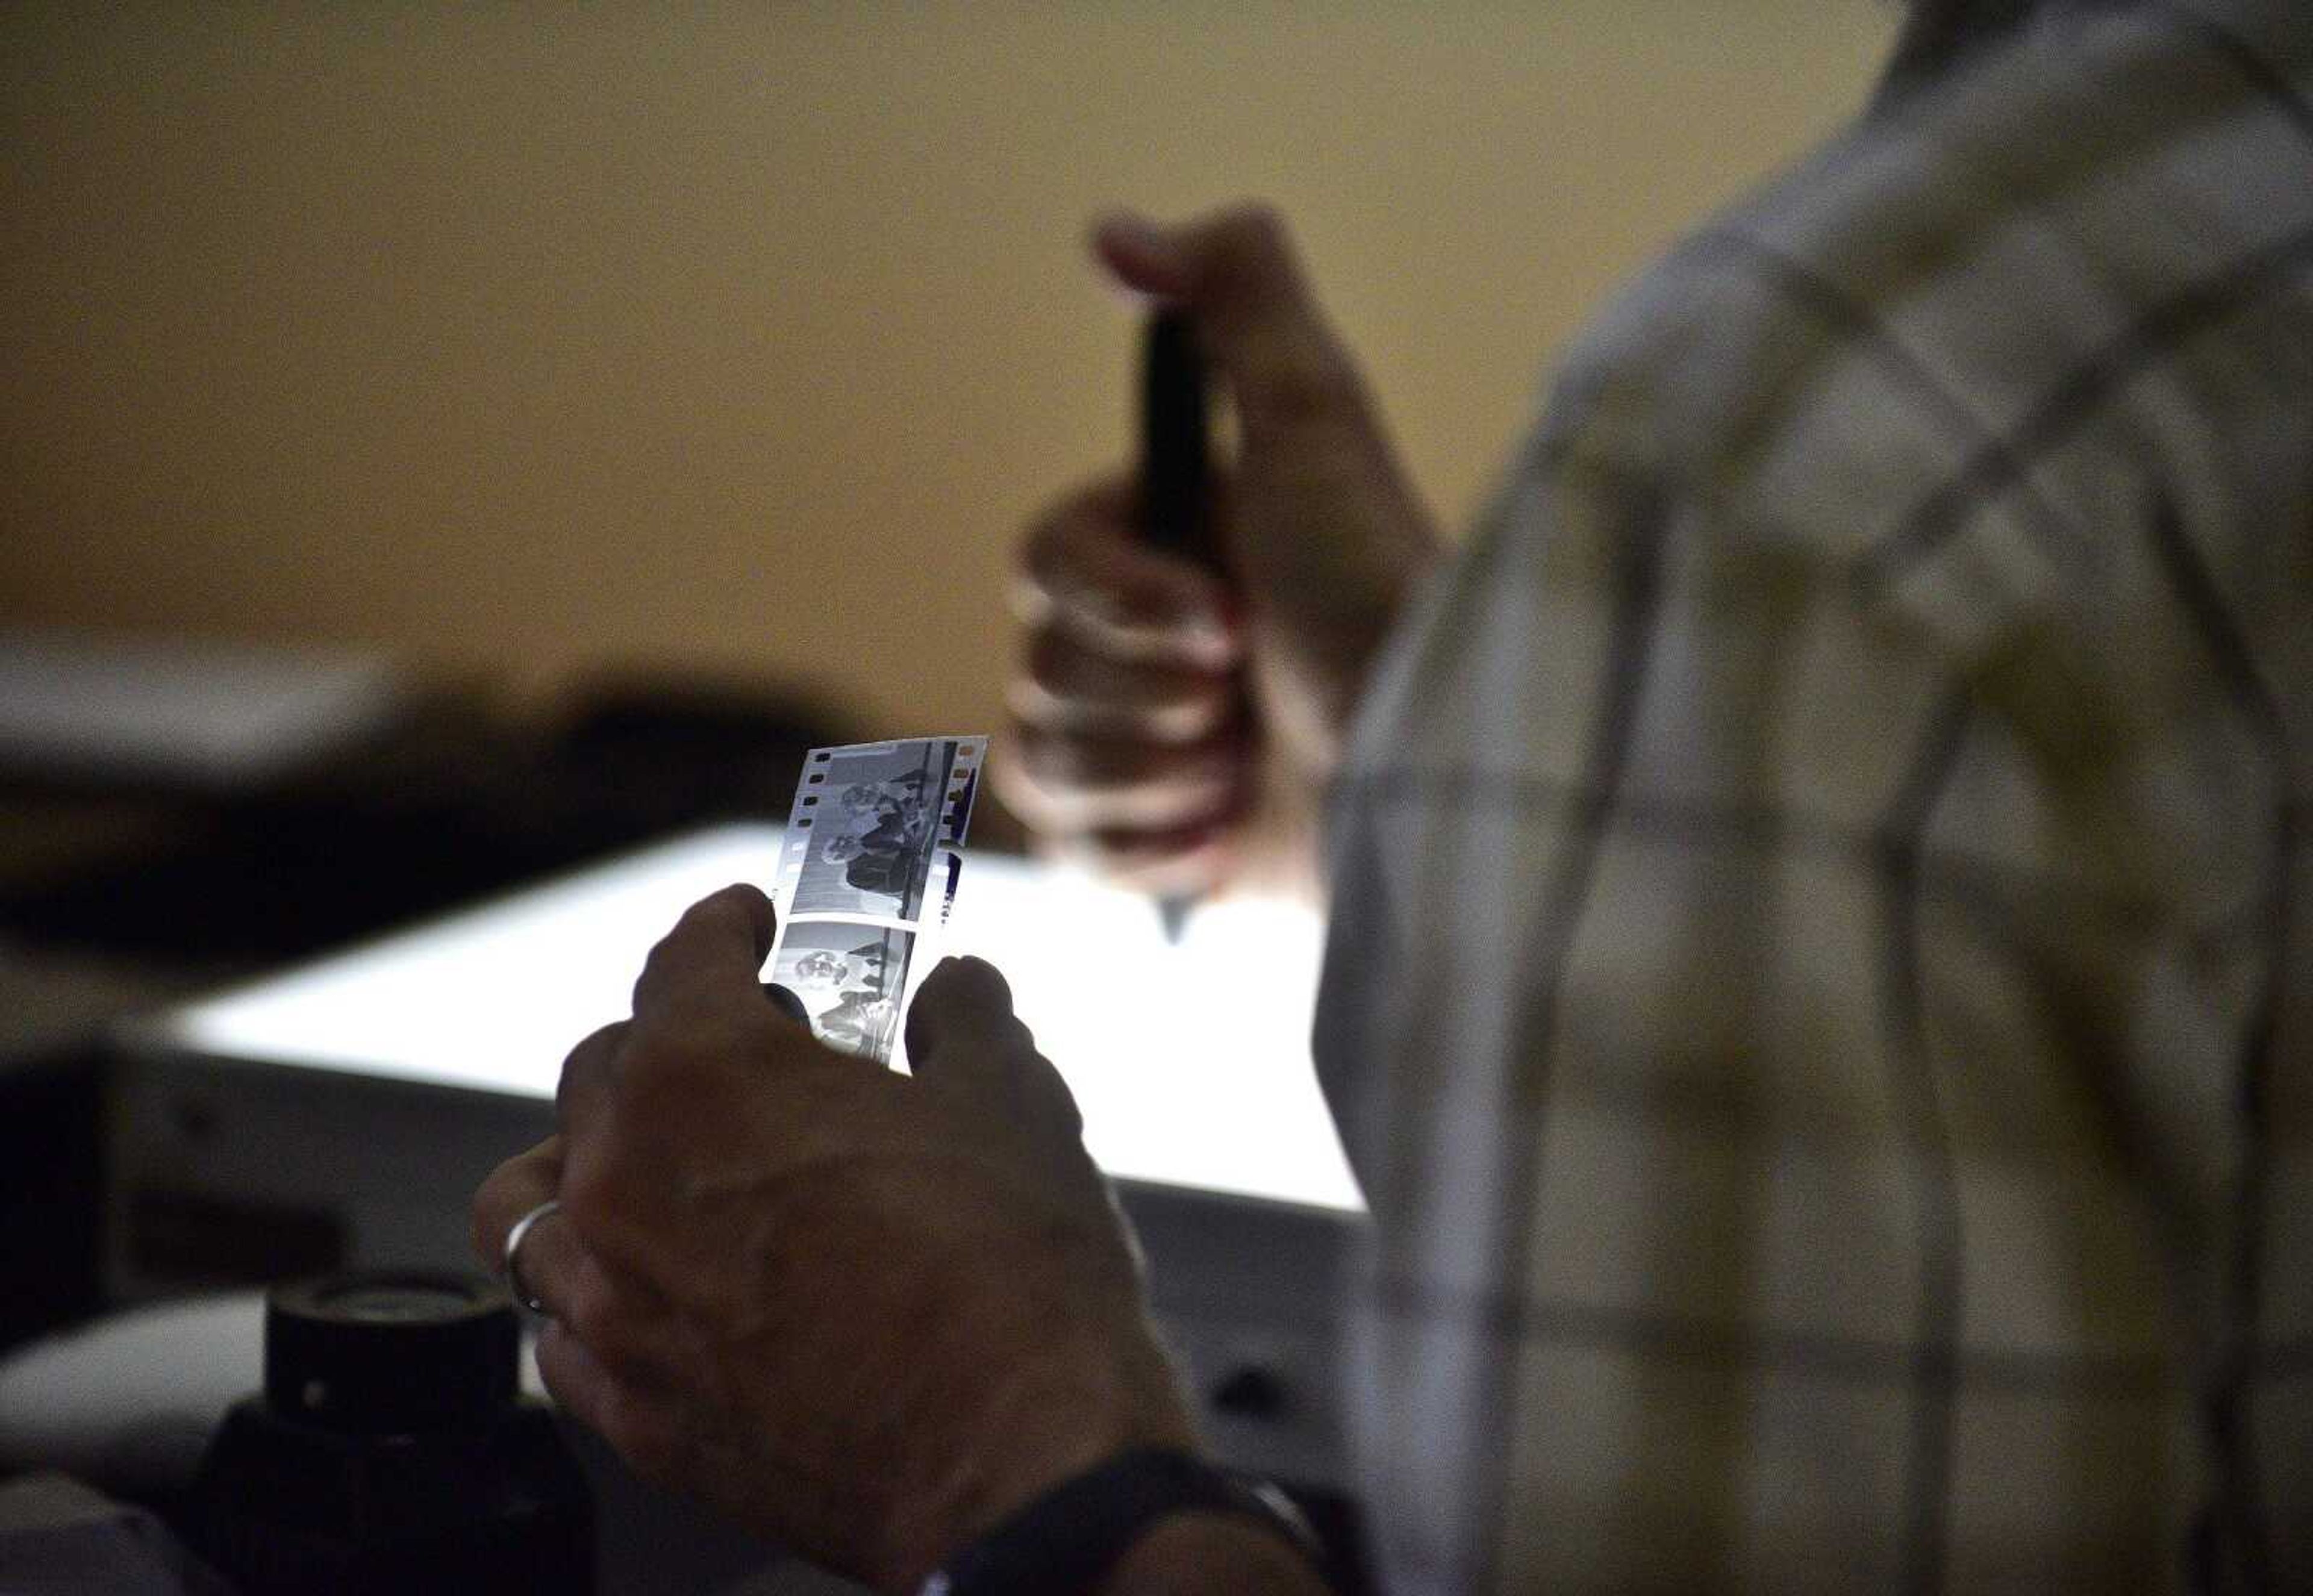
264 1270 516 1433
312 1280 476 1323
195 1268 593 1594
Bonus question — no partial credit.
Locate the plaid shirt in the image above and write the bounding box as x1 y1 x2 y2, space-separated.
1314 2 2313 1589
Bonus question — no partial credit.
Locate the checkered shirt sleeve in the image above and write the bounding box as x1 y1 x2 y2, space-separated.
1313 4 2313 1589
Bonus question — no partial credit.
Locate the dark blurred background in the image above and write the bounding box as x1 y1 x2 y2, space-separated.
0 1 1895 1345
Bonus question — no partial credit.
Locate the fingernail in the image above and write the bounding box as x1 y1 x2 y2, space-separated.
1098 210 1171 260
1099 274 1161 313
761 983 811 1026
1093 211 1188 292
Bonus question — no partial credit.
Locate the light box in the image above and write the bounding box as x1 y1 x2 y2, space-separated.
130 825 1363 1215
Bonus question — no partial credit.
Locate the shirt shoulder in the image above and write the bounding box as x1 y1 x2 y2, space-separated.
1509 0 2313 664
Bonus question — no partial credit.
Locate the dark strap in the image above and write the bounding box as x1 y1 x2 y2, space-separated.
919 1447 1332 1596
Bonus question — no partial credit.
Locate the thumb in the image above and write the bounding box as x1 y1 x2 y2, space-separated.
1093 203 1375 451
904 957 1083 1140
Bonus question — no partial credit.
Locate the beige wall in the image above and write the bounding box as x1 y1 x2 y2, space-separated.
1 4 1897 740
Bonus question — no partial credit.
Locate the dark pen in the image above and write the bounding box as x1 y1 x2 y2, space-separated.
1138 310 1220 944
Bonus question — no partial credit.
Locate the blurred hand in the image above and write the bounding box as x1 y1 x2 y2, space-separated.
996 204 1442 902
471 886 1196 1594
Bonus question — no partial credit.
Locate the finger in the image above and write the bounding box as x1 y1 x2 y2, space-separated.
534 1317 616 1429
505 1194 585 1316
761 982 811 1026
470 1136 563 1276
1015 479 1240 669
541 1314 703 1489
1043 821 1239 898
554 1020 628 1141
1008 623 1239 743
473 1156 639 1341
905 957 1085 1140
997 723 1244 832
533 1319 687 1483
902 955 1027 1081
990 728 1242 891
476 1142 682 1371
631 884 777 1028
535 1220 686 1385
471 1147 591 1321
1093 204 1382 452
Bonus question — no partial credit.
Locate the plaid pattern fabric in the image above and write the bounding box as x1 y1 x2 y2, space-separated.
1313 3 2313 1590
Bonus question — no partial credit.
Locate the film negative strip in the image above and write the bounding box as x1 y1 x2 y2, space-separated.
768 736 985 1064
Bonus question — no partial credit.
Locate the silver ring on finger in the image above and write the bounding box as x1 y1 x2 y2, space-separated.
502 1197 562 1316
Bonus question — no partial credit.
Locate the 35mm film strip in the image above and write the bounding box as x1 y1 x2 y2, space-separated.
767 736 985 1064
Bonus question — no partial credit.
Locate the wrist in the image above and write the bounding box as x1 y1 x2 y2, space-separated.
875 1327 1200 1593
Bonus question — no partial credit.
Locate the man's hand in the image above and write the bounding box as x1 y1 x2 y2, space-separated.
471 885 1197 1594
996 204 1442 902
